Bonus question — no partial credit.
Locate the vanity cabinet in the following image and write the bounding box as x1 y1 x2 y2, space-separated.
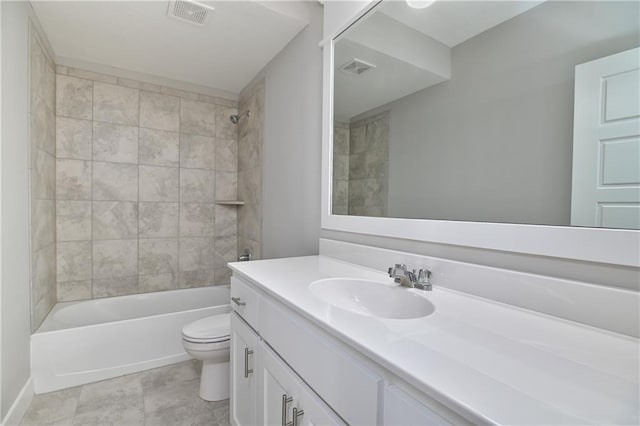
230 275 460 426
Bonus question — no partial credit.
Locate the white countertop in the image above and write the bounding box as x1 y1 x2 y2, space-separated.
229 255 639 425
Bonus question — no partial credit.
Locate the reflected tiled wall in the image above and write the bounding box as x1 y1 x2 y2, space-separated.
30 26 57 330
54 66 239 301
237 80 264 260
332 122 350 215
347 112 389 217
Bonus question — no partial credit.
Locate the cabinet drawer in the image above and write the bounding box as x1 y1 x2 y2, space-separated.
260 296 382 426
230 276 259 330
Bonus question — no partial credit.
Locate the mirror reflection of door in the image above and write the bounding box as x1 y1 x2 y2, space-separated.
571 48 640 229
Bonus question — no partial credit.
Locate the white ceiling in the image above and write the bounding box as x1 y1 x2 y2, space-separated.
378 0 545 47
31 1 317 95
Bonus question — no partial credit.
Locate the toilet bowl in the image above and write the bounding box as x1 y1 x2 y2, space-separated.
182 313 230 401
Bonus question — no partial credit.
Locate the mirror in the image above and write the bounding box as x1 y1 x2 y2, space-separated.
332 0 640 230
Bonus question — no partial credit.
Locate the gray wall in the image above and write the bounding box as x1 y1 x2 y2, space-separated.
241 4 324 259
383 1 639 225
1 1 33 419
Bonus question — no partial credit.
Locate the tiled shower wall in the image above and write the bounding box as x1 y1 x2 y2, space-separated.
30 26 57 330
332 111 389 217
54 66 239 301
237 80 264 260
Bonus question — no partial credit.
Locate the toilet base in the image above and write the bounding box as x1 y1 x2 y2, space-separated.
199 359 230 401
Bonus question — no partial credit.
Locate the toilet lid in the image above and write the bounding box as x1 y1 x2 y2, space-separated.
182 313 230 343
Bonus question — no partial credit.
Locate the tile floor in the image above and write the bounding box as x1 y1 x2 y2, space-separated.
20 361 229 426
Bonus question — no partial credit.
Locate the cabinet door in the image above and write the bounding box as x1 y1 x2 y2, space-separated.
258 341 300 426
231 312 259 426
295 382 345 426
384 385 452 426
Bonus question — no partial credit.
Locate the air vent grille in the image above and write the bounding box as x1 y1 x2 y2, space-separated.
167 0 213 26
340 59 376 76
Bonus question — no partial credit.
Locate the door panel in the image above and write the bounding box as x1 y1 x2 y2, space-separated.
571 47 640 229
296 382 345 426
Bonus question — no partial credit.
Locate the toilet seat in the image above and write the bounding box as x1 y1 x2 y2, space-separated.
182 313 230 344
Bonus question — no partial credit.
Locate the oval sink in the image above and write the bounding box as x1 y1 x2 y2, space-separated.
310 278 435 319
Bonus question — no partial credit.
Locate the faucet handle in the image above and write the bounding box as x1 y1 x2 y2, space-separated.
417 268 431 283
388 264 407 277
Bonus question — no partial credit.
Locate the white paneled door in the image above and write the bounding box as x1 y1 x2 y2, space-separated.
571 47 640 229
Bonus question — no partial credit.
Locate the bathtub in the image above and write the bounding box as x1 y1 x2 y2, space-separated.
31 286 229 394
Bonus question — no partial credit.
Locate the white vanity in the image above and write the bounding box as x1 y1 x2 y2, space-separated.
227 241 639 425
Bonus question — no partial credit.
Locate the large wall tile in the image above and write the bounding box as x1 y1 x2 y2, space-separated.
93 162 138 201
138 202 179 238
93 276 138 298
57 75 92 120
139 165 179 202
214 267 232 285
214 234 237 268
139 273 178 293
57 241 92 282
180 169 214 203
139 238 178 276
215 106 238 140
93 82 139 126
179 269 213 289
57 200 92 241
140 91 180 132
31 148 55 199
179 237 214 272
139 128 179 167
180 99 215 136
32 199 56 250
215 171 237 200
93 201 138 240
56 159 92 200
180 203 214 237
31 95 56 155
93 239 138 279
215 138 238 172
214 205 236 237
180 134 215 169
57 117 92 160
58 280 92 302
93 122 139 164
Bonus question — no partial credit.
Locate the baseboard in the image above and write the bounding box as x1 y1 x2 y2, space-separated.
1 377 34 426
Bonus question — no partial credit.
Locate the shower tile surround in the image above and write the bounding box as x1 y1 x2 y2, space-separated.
333 111 389 217
30 27 57 331
237 81 265 260
54 67 240 302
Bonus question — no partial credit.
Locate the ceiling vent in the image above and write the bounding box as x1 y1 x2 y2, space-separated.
167 0 214 26
339 58 376 76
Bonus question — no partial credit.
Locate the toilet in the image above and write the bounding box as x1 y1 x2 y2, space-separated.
182 313 231 401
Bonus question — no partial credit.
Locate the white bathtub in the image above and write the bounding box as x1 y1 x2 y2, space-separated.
31 286 230 394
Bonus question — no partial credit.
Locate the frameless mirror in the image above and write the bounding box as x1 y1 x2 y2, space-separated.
332 0 640 230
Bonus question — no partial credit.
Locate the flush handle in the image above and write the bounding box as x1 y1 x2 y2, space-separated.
244 347 254 378
281 394 293 426
232 297 246 307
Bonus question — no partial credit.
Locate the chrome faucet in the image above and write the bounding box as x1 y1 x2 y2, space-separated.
387 264 432 291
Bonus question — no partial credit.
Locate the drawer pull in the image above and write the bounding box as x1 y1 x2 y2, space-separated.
244 348 254 378
281 394 293 426
292 407 304 426
232 297 246 307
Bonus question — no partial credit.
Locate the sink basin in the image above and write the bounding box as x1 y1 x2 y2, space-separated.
310 278 435 319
